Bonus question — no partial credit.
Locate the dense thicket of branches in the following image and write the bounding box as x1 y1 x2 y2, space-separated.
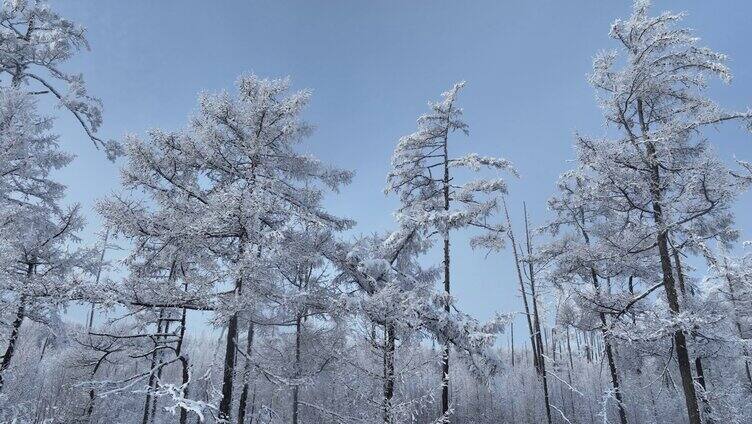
0 1 751 423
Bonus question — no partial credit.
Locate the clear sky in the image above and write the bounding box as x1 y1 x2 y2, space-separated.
47 1 752 332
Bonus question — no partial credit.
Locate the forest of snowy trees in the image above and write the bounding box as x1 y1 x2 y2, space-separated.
0 0 751 423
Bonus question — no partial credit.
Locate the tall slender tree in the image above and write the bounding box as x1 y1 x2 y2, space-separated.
385 82 515 421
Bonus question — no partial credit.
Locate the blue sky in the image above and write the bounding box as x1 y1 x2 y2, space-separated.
47 1 752 332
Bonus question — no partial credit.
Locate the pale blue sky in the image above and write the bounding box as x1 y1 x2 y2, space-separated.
47 1 752 330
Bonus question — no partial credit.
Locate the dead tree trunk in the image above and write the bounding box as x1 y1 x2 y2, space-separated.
523 205 552 424
504 200 539 372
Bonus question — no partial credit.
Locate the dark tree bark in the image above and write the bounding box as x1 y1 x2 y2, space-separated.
237 320 255 424
0 264 33 392
441 121 451 421
292 317 301 424
510 321 515 368
218 287 241 422
175 286 190 424
0 296 25 392
383 324 396 424
87 228 109 330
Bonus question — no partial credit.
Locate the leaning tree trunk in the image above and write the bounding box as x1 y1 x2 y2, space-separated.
504 200 539 372
87 227 109 330
0 295 26 393
523 206 552 424
638 98 701 424
0 264 33 392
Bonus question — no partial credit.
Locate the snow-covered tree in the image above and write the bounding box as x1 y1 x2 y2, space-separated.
331 223 507 423
556 1 752 422
0 87 93 392
0 0 117 157
99 74 353 422
385 81 515 420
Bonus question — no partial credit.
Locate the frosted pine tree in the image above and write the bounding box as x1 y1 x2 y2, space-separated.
332 223 508 423
566 1 752 422
0 88 93 392
0 0 117 156
103 74 353 422
385 82 515 421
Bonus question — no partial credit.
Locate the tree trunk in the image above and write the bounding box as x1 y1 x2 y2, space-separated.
511 321 515 367
638 98 701 424
219 278 242 422
148 318 172 424
141 313 164 424
575 203 628 424
441 126 451 421
0 295 26 392
523 205 552 424
176 302 189 424
237 320 255 424
566 327 573 370
85 354 106 418
591 270 629 424
292 316 302 424
87 228 109 330
720 256 752 386
674 249 714 423
504 201 539 372
0 264 33 392
694 356 714 423
383 323 396 424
